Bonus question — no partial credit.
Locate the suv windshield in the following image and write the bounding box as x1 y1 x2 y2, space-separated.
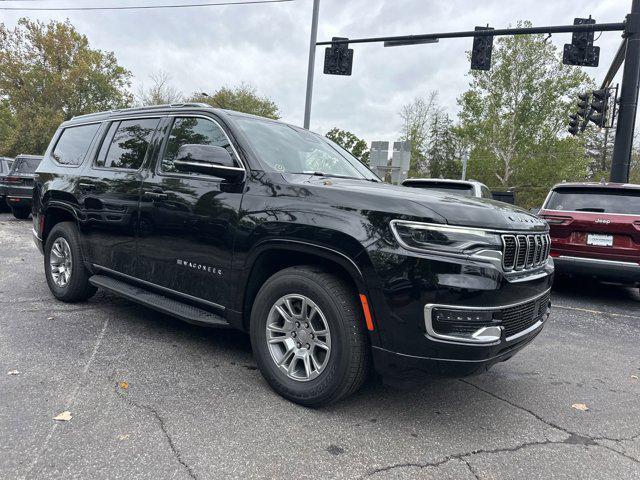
233 116 379 181
545 187 640 215
405 182 474 196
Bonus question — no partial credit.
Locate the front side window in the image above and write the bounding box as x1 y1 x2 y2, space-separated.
233 116 378 181
96 118 159 169
52 123 101 166
161 117 238 173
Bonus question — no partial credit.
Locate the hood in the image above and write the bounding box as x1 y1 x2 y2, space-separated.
287 174 547 232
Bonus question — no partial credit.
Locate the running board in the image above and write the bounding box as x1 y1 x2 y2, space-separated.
89 274 229 327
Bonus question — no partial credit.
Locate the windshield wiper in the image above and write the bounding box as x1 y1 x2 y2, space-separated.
575 207 606 212
298 171 362 180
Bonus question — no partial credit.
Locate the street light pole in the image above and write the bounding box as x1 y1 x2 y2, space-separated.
611 0 640 182
303 0 320 129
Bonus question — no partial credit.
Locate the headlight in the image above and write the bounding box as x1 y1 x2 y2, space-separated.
390 220 502 255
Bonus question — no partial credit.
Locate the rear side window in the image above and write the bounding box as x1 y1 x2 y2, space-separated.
11 157 41 174
52 123 101 166
96 118 160 170
546 188 640 215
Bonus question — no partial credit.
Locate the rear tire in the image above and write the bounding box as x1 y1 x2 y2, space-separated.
250 266 369 407
44 222 97 303
11 207 30 219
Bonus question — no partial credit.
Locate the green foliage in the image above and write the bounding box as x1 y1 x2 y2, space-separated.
0 18 132 156
456 22 595 207
399 93 437 177
325 127 370 164
191 83 280 119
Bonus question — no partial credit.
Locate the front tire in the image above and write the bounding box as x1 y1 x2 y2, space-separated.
44 222 96 303
11 207 30 219
250 266 369 407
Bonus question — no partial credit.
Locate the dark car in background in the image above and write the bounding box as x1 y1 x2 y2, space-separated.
538 182 640 286
32 104 553 406
5 154 42 219
0 156 15 211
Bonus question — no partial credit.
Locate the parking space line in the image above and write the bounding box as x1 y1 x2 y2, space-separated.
554 304 639 319
20 318 110 479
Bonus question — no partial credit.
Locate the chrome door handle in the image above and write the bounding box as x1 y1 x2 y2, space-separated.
78 182 95 191
144 190 168 200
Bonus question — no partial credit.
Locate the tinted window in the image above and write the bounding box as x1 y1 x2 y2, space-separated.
406 182 474 196
546 188 640 215
11 157 41 174
162 117 238 173
52 123 100 166
96 118 159 169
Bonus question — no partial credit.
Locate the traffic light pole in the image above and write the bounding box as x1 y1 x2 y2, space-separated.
611 0 640 183
303 0 320 129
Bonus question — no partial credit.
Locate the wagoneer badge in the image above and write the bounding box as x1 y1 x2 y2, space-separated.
177 259 223 276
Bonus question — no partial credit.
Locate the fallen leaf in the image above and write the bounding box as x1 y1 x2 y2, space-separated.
631 375 638 380
571 403 589 412
117 434 130 441
47 317 54 320
53 411 72 421
118 381 129 390
7 370 19 376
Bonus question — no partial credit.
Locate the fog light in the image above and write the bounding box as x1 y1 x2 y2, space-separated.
427 307 502 344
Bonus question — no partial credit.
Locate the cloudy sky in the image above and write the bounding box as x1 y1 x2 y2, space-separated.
0 0 632 141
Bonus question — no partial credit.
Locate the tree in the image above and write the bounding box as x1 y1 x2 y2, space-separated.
191 83 279 119
136 71 183 106
325 128 370 164
0 19 132 156
399 92 438 177
457 22 594 206
426 110 464 179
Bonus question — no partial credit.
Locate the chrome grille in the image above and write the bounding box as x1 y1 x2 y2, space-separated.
501 233 550 272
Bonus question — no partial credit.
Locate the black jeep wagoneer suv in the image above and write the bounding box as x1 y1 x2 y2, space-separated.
33 104 553 406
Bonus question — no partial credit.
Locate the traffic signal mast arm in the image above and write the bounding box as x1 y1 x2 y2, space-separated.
317 22 625 46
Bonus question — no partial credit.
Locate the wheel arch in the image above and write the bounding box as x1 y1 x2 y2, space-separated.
235 240 377 335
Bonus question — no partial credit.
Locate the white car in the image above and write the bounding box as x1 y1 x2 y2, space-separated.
402 178 494 199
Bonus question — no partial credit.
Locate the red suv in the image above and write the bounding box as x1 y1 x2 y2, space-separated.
538 182 640 286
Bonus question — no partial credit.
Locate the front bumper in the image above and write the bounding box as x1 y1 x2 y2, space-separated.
554 255 640 283
364 244 554 378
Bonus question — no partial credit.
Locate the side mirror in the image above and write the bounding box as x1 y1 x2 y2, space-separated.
173 144 244 181
529 207 540 215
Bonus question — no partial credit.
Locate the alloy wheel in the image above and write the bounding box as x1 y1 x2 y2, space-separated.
50 237 73 287
265 294 332 382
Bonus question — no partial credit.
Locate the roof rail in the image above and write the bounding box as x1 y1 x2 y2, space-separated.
71 102 213 121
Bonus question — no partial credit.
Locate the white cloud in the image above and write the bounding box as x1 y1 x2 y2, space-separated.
1 0 631 142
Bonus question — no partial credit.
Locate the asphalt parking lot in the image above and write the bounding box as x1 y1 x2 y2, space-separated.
0 212 639 480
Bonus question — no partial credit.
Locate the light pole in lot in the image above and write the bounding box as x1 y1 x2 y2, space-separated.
303 0 320 129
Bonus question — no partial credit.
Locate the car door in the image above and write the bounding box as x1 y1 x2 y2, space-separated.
134 114 245 309
77 116 162 277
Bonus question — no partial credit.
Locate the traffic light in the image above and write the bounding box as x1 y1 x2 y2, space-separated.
577 92 590 118
588 88 610 127
470 26 494 71
568 114 579 136
562 17 600 67
324 37 353 76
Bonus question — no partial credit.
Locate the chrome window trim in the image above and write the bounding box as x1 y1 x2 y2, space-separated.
424 288 551 346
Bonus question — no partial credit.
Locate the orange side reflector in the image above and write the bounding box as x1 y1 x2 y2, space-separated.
359 294 374 331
